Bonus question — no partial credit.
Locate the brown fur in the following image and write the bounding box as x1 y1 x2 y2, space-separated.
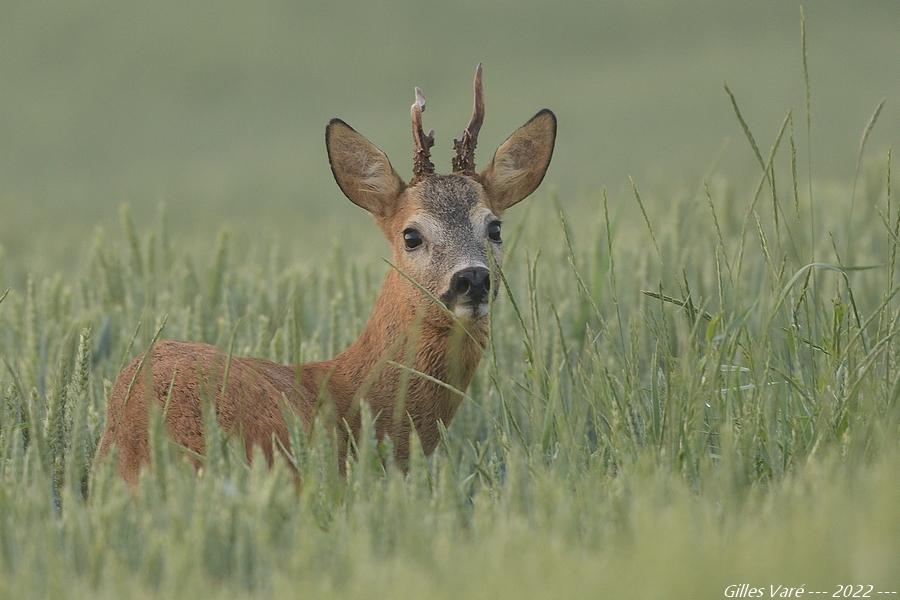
96 271 486 485
96 75 555 486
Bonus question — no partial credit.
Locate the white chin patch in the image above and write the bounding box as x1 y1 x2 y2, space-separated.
453 303 489 320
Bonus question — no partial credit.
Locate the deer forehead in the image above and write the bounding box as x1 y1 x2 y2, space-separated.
406 175 494 233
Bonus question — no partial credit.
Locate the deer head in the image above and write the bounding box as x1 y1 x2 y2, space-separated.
325 64 556 325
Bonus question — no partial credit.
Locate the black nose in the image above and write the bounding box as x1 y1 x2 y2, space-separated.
450 267 491 303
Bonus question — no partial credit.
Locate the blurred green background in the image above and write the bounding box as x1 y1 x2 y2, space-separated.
1 0 897 273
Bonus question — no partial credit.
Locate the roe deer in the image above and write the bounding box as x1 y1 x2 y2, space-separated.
96 64 556 485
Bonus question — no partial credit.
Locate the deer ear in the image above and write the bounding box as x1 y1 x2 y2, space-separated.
480 109 556 213
326 119 405 216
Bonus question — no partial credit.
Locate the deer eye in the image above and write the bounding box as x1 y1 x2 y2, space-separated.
487 220 502 243
403 228 423 250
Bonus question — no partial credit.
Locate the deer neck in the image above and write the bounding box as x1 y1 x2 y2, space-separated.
303 270 488 452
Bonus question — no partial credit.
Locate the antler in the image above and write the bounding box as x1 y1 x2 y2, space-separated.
452 63 484 175
411 87 435 182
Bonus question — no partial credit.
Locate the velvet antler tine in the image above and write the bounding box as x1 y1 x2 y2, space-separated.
452 63 484 175
411 86 435 182
467 63 485 140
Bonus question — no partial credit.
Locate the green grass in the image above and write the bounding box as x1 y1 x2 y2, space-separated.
1 4 899 598
1 157 898 596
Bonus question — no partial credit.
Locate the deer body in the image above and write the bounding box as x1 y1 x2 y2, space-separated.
96 65 556 485
98 269 486 484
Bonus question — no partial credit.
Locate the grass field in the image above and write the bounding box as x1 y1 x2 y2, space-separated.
1 1 899 598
